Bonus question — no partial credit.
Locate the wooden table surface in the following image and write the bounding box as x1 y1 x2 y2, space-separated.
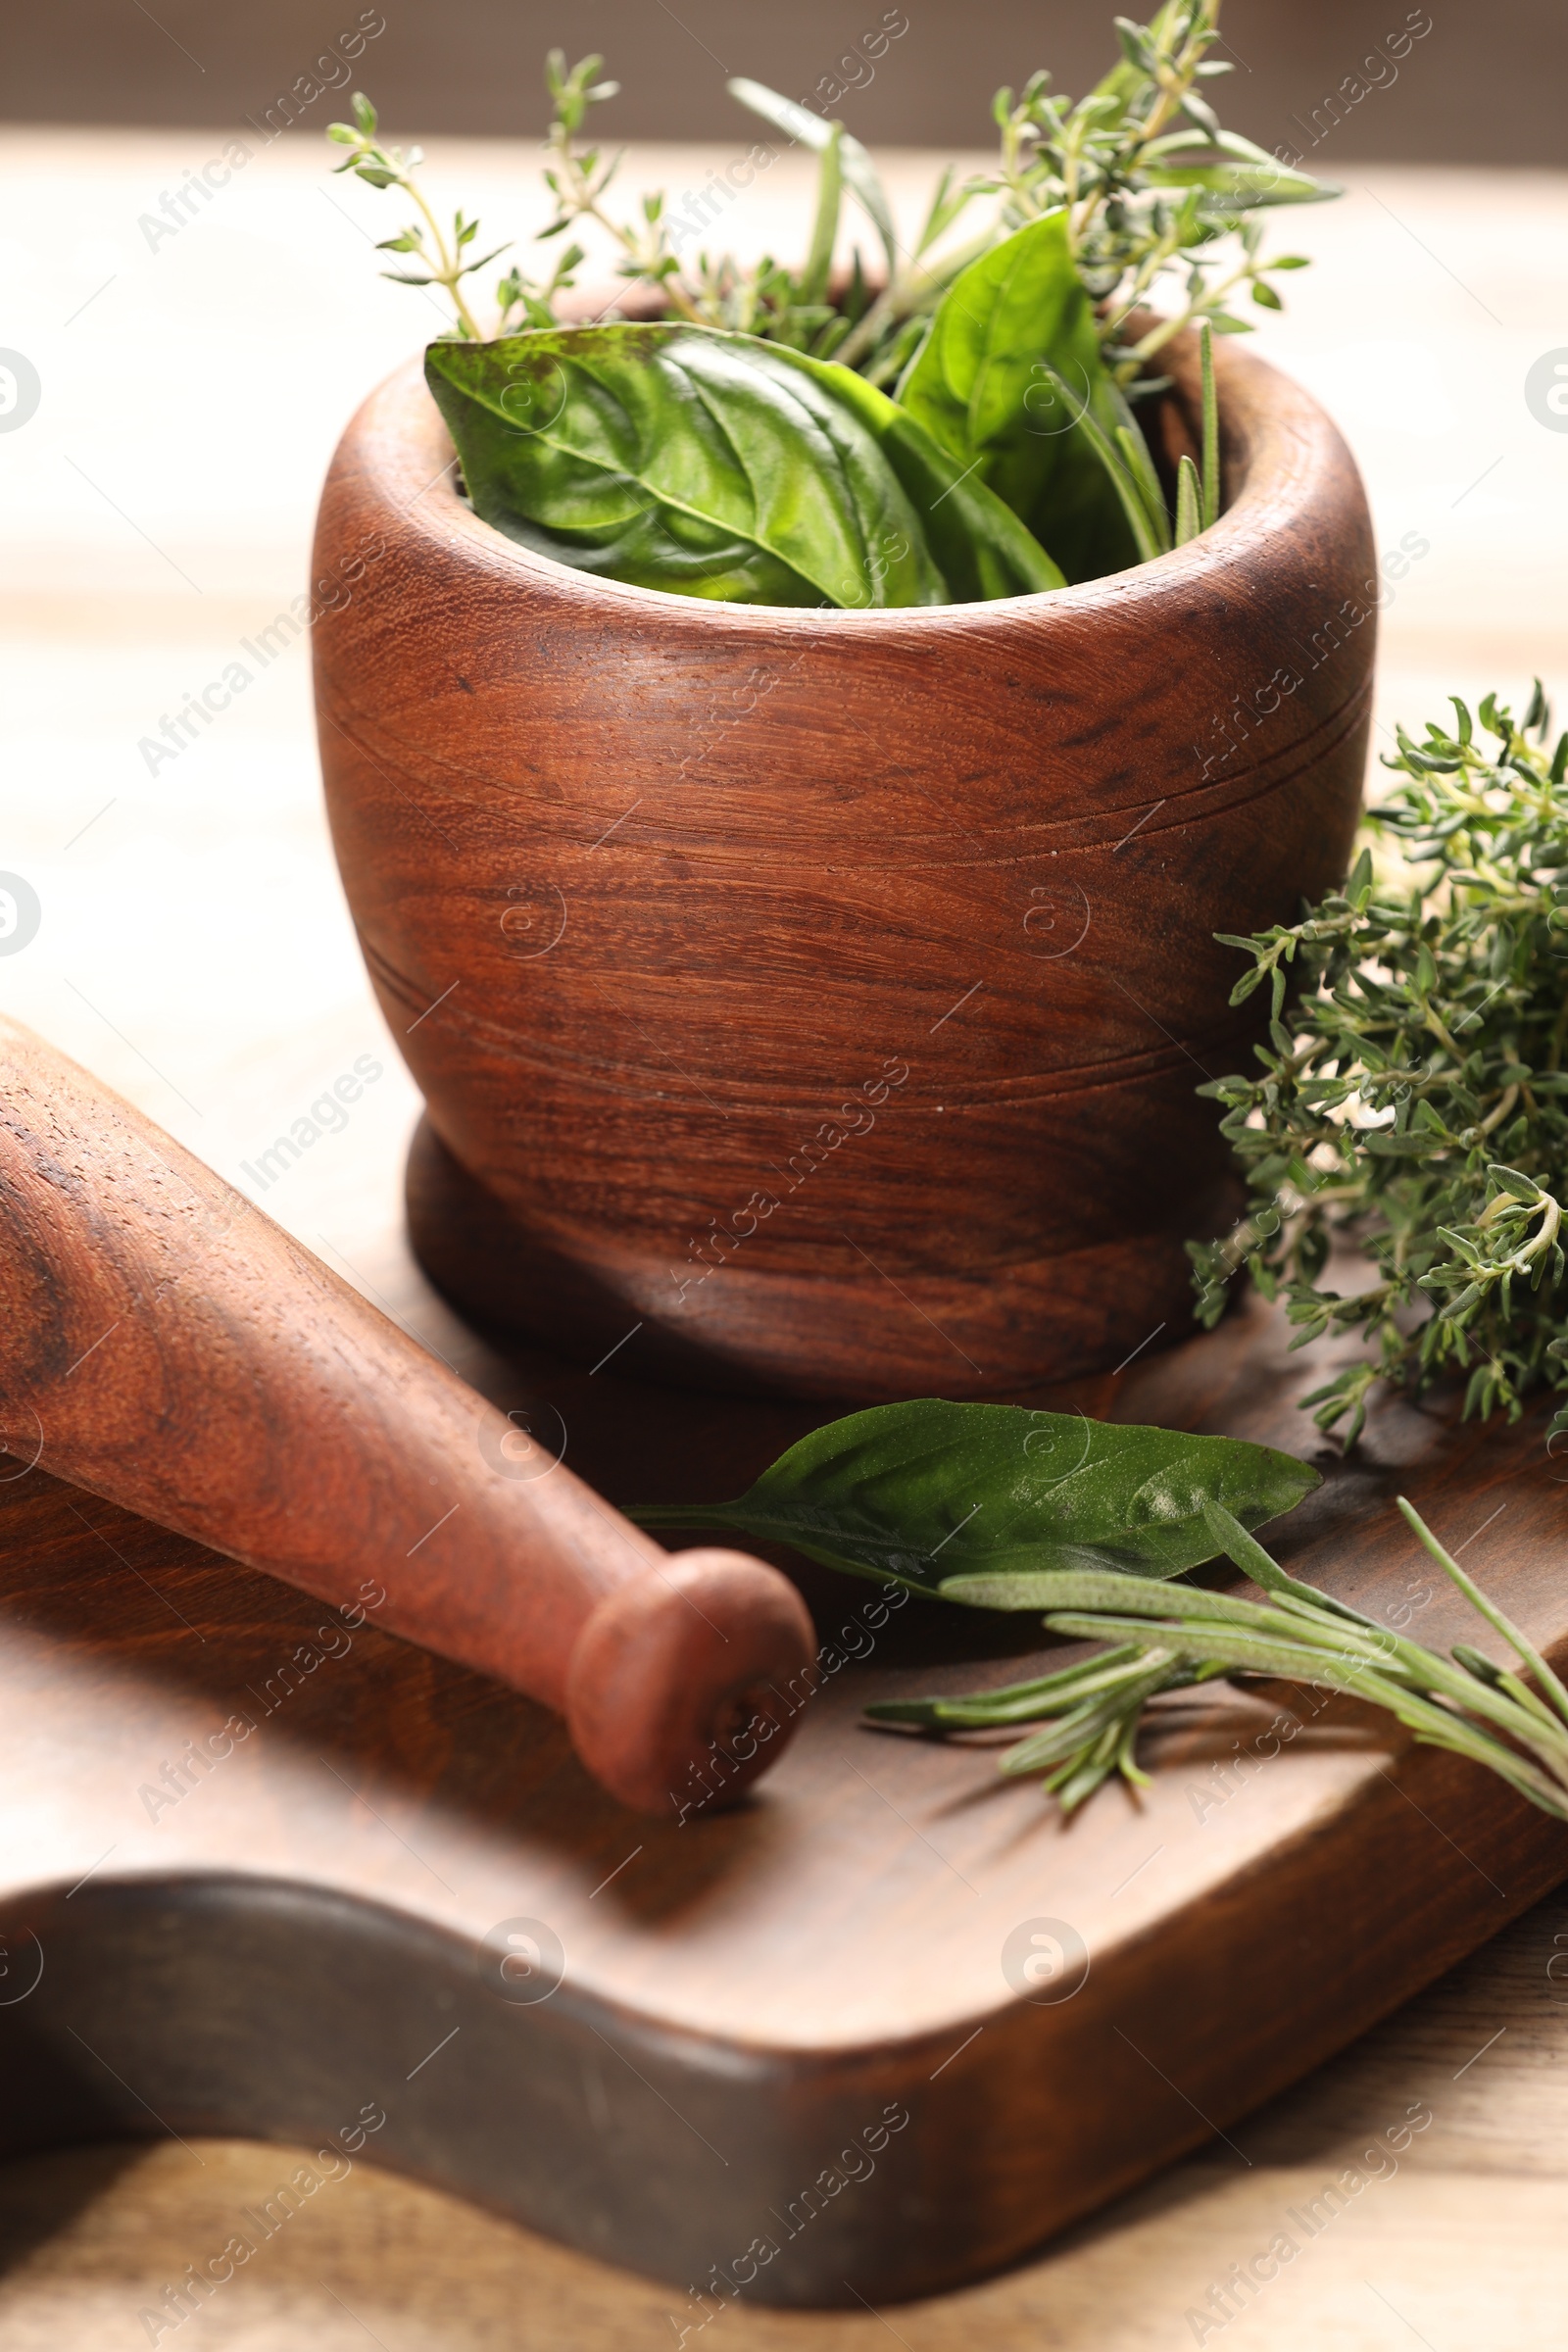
1 124 1567 2344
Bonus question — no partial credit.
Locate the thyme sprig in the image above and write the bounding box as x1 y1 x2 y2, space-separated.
971 2 1318 385
870 1500 1568 1819
536 50 700 320
326 93 508 340
1189 686 1568 1446
327 0 1326 371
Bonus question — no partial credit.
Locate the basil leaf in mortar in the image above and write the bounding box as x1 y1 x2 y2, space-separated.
627 1398 1320 1597
896 212 1141 584
825 359 1068 603
424 323 1064 609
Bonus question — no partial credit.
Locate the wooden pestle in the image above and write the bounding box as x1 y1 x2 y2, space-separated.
0 1018 814 1813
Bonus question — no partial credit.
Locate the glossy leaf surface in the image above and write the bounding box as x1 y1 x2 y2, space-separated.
895 214 1141 582
628 1398 1320 1596
426 324 1063 607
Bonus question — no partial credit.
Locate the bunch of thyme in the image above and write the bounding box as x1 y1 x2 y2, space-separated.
1190 686 1568 1446
870 1501 1568 1820
327 0 1323 372
325 92 585 336
956 1 1315 388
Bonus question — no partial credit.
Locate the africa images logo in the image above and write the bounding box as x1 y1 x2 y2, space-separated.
1001 1917 1091 2003
0 353 41 434
1526 349 1568 433
0 874 41 956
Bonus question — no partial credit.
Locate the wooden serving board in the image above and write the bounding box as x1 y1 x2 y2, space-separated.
0 1291 1564 2313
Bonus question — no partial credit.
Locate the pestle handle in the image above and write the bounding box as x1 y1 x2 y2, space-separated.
0 1018 813 1813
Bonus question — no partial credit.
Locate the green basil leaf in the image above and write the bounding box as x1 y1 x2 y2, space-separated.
820 354 1067 602
894 213 1140 584
424 324 1063 609
626 1398 1320 1598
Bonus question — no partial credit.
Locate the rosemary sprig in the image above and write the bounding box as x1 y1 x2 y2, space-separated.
985 313 1215 570
868 1500 1568 1819
1027 362 1170 560
1189 685 1568 1445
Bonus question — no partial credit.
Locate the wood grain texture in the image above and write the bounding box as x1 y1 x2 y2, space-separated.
0 1016 813 1814
7 1882 1568 2351
310 329 1374 1399
0 1284 1564 2309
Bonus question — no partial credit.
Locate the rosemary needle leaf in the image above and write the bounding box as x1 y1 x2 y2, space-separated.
865 1644 1160 1729
1200 1500 1396 1635
884 1502 1568 1823
1199 318 1219 528
1396 1494 1568 1727
1174 453 1202 545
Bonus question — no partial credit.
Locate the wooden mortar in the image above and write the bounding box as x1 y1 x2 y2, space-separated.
311 327 1372 1398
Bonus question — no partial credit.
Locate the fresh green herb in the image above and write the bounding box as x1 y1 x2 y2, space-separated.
536 50 694 317
740 1 1328 387
326 93 514 343
1189 685 1568 1446
627 1397 1319 1595
1198 316 1220 527
724 78 900 288
893 212 1141 583
328 2 1328 603
424 325 1064 607
870 1497 1568 1824
1171 317 1219 548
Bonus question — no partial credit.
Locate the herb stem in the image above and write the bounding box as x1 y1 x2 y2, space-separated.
1477 1083 1521 1137
890 1498 1568 1823
404 177 484 341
